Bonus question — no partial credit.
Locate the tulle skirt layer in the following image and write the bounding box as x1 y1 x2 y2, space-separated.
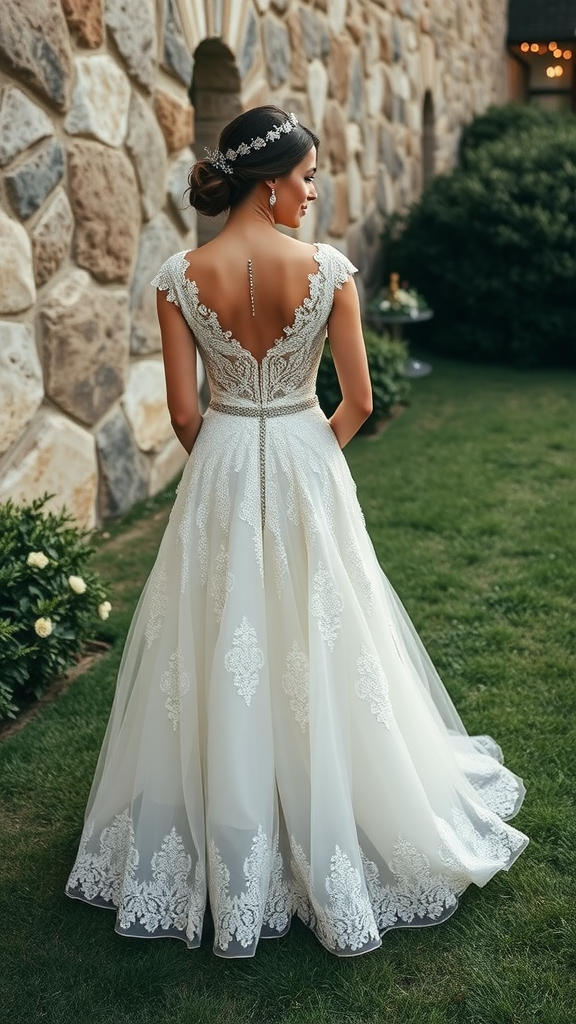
66 405 528 957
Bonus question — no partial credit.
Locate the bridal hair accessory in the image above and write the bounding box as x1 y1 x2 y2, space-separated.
205 112 299 175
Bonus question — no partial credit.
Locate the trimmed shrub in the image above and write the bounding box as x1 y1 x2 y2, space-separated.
0 496 111 720
458 103 573 164
386 110 576 367
317 329 410 433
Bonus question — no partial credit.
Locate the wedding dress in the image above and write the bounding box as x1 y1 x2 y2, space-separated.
66 242 528 957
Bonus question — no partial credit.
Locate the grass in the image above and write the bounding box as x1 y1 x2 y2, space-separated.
1 356 575 1024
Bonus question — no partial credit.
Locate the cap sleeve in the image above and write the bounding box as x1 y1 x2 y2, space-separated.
318 243 358 290
150 252 185 307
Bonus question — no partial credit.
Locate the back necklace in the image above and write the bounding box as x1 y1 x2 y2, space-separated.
247 259 255 317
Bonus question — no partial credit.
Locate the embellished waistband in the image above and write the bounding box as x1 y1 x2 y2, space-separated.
209 396 318 418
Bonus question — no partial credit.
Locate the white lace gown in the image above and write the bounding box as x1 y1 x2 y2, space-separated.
66 243 528 957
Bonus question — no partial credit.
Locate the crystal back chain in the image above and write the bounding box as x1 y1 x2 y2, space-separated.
247 259 255 317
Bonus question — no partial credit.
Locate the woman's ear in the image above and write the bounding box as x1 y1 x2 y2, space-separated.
264 178 276 189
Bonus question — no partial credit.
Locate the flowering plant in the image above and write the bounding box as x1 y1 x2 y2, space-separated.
0 495 112 721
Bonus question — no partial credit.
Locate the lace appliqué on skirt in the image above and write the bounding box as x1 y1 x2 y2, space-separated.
224 616 264 706
362 836 459 930
290 838 380 953
282 641 310 732
145 561 168 648
210 543 235 623
160 646 190 730
311 561 344 649
67 811 205 944
208 827 291 951
437 804 526 876
355 644 393 728
461 741 522 818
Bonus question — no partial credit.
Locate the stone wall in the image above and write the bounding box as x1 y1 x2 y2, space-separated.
0 0 508 528
0 0 197 527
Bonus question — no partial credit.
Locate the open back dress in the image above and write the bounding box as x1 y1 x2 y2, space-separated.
66 242 528 958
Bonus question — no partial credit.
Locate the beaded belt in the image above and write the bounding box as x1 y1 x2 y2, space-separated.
208 396 319 521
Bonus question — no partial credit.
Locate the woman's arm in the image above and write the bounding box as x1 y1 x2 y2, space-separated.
156 289 203 454
326 277 372 448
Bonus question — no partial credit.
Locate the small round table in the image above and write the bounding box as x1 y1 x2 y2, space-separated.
368 309 434 378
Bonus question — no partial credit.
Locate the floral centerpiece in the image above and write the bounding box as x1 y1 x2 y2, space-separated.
367 272 430 321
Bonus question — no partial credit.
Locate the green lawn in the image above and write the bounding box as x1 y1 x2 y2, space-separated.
1 357 575 1024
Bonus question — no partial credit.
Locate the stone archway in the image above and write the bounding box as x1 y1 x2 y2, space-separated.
422 90 436 188
190 38 242 246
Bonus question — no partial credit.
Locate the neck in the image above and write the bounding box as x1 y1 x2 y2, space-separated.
222 186 276 234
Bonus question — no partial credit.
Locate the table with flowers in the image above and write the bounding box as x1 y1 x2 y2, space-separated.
367 273 433 378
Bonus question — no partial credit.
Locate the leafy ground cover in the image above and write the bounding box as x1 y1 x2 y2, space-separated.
1 356 574 1024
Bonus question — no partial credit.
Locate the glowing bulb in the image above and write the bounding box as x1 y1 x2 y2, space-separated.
530 43 539 52
520 42 529 52
554 48 562 57
546 66 555 77
563 50 572 59
549 41 557 50
554 65 563 76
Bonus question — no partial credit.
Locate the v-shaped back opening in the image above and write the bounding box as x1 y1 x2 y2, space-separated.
181 242 324 367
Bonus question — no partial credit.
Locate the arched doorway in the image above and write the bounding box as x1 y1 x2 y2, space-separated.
190 39 242 246
421 90 435 188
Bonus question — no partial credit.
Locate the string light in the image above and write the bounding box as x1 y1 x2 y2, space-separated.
518 40 571 83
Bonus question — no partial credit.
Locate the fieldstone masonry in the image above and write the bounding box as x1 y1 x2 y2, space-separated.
30 187 74 286
0 87 54 167
67 140 141 282
0 0 507 527
40 269 130 426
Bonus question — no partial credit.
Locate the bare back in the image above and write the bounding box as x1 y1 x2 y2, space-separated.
183 231 320 364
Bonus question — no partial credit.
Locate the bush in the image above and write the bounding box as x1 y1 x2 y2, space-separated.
386 110 576 367
0 496 111 721
458 103 573 164
317 328 410 433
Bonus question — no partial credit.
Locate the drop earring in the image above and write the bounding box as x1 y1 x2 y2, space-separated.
269 187 276 208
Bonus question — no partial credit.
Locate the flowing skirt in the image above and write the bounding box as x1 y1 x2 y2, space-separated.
66 404 528 957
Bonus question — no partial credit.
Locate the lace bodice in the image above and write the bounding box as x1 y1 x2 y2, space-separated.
151 242 357 408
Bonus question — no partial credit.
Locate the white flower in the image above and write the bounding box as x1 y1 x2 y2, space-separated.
34 617 53 638
68 575 87 595
379 299 391 311
27 551 49 569
98 601 112 620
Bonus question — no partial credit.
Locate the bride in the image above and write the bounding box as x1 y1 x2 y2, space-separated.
66 106 528 958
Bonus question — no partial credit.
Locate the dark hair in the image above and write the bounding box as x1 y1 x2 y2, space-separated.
186 105 319 217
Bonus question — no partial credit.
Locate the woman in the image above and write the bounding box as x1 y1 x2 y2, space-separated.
67 106 528 958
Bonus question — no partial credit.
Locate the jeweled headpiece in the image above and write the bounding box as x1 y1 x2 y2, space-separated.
205 112 299 175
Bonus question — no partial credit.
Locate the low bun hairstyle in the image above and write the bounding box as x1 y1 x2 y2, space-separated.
186 159 233 217
186 106 319 218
